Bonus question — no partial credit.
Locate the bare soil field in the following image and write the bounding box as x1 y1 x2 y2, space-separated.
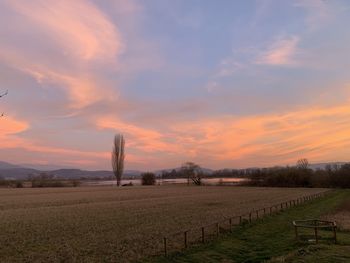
0 185 327 262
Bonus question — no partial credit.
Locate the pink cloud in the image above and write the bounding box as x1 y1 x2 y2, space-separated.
0 0 123 108
256 36 299 66
7 0 123 61
0 116 28 148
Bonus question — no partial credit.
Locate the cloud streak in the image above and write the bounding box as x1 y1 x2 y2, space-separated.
94 95 350 169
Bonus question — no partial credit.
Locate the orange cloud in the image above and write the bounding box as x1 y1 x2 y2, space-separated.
94 101 350 169
167 103 350 167
0 116 111 167
2 100 350 170
96 117 180 153
0 116 28 148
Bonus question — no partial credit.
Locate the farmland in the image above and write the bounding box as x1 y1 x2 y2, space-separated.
149 190 350 263
0 185 327 262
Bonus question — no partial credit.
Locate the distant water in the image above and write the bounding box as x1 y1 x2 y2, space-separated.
84 177 248 186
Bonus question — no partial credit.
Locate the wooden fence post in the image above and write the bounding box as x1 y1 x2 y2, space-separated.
239 215 242 224
315 227 318 244
201 227 205 243
184 231 188 249
249 212 252 223
216 223 220 237
164 237 167 257
229 218 232 231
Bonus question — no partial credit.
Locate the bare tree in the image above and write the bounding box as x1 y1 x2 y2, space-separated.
0 90 7 117
0 90 7 98
296 158 309 169
111 134 125 186
181 162 202 185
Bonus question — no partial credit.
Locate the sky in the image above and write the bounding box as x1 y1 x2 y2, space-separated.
1 0 350 171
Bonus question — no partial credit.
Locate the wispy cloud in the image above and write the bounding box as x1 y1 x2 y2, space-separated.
215 59 246 77
0 0 123 108
0 115 112 168
0 116 28 148
294 0 331 30
7 0 123 60
164 99 350 168
255 36 300 66
96 116 180 153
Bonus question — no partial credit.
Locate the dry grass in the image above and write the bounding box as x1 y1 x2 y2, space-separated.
0 185 327 262
323 196 350 230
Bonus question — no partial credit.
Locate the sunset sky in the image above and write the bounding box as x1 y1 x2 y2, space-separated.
1 0 350 171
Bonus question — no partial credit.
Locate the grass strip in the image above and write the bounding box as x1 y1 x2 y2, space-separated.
144 190 350 263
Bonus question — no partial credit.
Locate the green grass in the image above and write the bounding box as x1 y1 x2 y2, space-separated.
145 190 350 263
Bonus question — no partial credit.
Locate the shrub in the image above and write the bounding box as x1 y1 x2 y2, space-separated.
29 173 74 188
72 180 80 187
15 181 23 188
0 179 11 187
141 172 156 185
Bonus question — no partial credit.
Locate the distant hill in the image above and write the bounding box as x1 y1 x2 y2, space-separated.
50 169 142 179
0 161 142 180
18 163 72 171
155 167 213 175
0 168 39 180
0 161 24 170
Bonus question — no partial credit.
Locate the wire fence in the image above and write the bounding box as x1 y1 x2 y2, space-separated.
129 190 333 261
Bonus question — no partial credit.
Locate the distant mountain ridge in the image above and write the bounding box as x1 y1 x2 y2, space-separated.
0 161 142 180
0 161 23 169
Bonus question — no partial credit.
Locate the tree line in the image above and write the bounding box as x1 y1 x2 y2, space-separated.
247 161 350 188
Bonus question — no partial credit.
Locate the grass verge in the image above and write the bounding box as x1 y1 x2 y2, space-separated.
144 190 350 263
